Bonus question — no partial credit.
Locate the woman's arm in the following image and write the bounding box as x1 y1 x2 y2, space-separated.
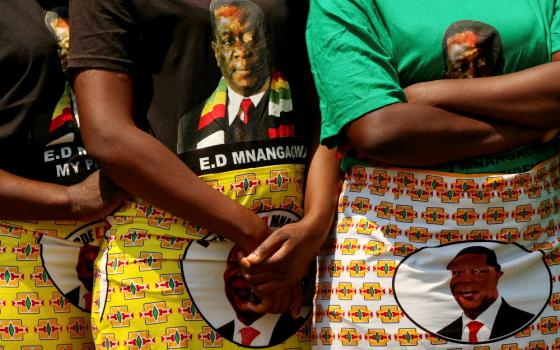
240 66 343 314
405 53 560 129
73 69 270 254
0 169 124 221
240 145 342 315
345 102 542 166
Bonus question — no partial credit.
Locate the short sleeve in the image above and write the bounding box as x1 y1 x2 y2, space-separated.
306 0 405 147
68 0 136 73
552 0 560 54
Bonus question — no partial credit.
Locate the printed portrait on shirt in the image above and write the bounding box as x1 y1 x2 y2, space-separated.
442 20 504 79
177 0 297 156
181 210 313 347
393 242 550 344
29 7 97 185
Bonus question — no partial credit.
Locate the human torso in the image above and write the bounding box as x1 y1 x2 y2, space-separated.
376 0 552 86
68 0 309 152
0 0 95 184
346 0 559 173
68 2 313 348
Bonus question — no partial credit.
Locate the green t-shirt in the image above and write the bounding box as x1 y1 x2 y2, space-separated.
307 0 560 173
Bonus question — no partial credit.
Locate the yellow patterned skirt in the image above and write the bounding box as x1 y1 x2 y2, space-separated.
91 164 312 350
313 154 560 349
0 218 107 349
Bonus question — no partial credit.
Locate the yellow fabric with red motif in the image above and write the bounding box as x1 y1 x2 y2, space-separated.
91 164 312 350
0 219 106 349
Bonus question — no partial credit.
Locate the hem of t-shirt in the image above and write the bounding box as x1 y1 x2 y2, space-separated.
320 96 403 147
341 138 560 174
68 56 134 74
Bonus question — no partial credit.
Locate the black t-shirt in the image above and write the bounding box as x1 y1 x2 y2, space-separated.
68 0 311 162
0 0 95 184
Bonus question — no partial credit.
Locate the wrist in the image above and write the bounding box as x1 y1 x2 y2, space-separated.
65 184 80 220
405 80 445 107
42 183 75 220
304 203 336 228
237 215 271 253
405 81 428 105
65 182 90 221
299 213 332 242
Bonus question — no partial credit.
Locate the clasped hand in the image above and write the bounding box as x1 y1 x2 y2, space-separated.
237 219 322 318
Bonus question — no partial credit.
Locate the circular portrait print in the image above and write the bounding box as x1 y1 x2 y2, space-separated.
182 210 313 347
393 241 550 344
39 221 103 312
442 20 504 79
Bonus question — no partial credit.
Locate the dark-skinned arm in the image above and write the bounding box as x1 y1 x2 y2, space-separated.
241 145 342 316
405 53 560 129
0 169 125 221
239 65 343 315
73 69 270 254
346 102 542 167
239 59 343 314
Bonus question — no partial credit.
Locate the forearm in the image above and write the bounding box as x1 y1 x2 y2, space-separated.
0 169 74 219
74 70 269 252
300 68 342 237
301 145 341 238
87 124 268 246
407 61 560 129
346 103 542 166
240 146 342 303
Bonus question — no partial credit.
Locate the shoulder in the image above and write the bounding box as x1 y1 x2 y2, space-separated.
490 298 535 339
437 317 463 339
179 103 205 131
270 314 306 344
216 320 234 337
498 299 534 321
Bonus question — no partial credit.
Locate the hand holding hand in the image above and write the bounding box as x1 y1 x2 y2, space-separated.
239 218 327 315
245 283 303 318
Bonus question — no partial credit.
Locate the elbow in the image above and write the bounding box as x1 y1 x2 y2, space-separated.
81 124 129 168
344 106 398 157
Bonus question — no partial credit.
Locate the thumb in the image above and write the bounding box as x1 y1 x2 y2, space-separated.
246 230 286 265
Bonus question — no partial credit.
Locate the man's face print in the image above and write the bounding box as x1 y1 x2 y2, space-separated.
393 242 549 343
223 245 263 325
448 253 503 318
180 212 312 347
45 8 70 72
212 4 271 96
443 20 504 79
445 32 484 79
76 244 99 292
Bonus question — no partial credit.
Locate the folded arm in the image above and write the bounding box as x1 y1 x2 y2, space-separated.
73 69 270 254
405 53 560 129
346 102 542 166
